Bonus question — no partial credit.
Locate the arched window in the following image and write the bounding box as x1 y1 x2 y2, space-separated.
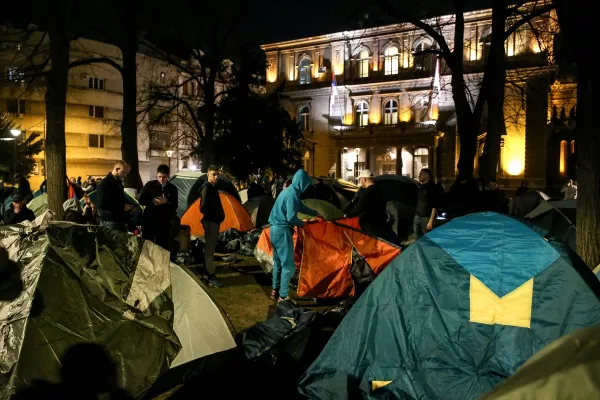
570 140 575 154
559 140 567 175
414 38 433 71
303 150 311 173
384 46 399 75
414 95 429 122
413 147 429 177
299 106 310 131
480 25 492 60
356 50 369 78
355 101 369 126
299 58 311 85
383 100 398 125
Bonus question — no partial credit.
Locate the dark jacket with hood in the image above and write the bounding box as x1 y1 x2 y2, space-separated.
268 169 317 228
345 183 388 237
96 173 129 223
199 181 225 224
3 205 35 225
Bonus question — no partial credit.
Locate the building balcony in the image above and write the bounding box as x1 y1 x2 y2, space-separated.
333 121 438 137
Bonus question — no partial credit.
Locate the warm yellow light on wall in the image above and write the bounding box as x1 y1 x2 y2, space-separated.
399 110 411 122
430 104 439 121
333 66 343 76
470 48 478 61
344 113 354 125
506 159 524 176
369 111 381 124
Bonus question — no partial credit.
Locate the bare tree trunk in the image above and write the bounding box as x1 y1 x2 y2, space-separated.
554 0 600 267
44 29 70 220
121 37 140 189
480 0 506 183
575 57 600 268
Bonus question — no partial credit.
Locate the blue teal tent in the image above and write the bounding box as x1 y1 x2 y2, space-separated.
298 212 600 399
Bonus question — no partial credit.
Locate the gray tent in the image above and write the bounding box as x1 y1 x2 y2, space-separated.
526 199 576 252
0 217 235 398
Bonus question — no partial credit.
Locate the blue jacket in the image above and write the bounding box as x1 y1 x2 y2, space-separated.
268 169 317 228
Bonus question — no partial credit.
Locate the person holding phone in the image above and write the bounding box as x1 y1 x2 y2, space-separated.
139 165 178 260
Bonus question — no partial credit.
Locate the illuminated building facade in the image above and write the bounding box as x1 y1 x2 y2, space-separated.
262 2 568 188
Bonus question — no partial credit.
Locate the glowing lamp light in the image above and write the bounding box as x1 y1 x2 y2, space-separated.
189 164 197 171
166 150 174 157
506 159 524 176
10 129 21 137
354 147 361 156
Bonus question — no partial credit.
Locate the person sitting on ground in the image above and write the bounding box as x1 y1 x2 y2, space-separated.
268 169 320 302
344 170 389 239
4 194 35 225
199 165 225 287
139 164 179 262
63 199 87 224
96 161 134 232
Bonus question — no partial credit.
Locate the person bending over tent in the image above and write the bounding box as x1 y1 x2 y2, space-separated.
199 165 225 288
268 169 320 302
344 169 391 240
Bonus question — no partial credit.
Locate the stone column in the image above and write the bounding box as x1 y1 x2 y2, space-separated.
395 146 403 175
336 150 342 178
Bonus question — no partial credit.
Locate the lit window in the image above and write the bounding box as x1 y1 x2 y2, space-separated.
413 147 429 177
299 106 310 131
384 100 398 125
559 140 567 175
299 58 311 85
7 67 25 83
414 38 433 71
356 50 369 78
570 140 575 154
384 46 399 75
355 102 369 126
89 134 105 148
88 77 105 90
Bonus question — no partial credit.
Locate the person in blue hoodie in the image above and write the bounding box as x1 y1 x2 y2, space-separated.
268 169 320 302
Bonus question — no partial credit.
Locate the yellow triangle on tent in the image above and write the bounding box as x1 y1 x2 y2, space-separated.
372 381 392 391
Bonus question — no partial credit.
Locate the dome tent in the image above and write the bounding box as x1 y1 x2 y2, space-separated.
299 212 600 399
0 220 235 399
169 172 240 218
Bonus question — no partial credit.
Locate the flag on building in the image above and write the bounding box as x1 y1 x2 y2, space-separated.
330 73 339 116
430 57 440 121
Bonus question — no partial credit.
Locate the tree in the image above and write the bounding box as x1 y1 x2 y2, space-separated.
0 117 44 182
215 82 304 179
553 0 600 267
351 0 553 180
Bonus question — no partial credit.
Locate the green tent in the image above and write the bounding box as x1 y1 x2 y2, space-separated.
27 193 48 217
299 199 343 221
0 222 235 398
298 212 600 399
481 324 600 399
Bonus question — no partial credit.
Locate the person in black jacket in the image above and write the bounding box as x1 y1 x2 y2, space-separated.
139 165 179 260
200 165 225 287
414 168 440 239
344 170 389 239
3 194 35 225
96 161 133 232
14 174 32 204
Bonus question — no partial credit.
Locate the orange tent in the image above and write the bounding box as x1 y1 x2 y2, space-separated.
254 218 400 298
181 191 254 236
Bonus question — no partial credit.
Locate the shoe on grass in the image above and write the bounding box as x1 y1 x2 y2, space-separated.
208 277 224 288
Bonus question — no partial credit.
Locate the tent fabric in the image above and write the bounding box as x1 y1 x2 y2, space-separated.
0 223 181 399
372 175 418 238
186 176 240 214
170 173 201 218
509 190 543 219
299 199 343 221
170 263 236 368
298 212 600 399
243 195 275 229
238 188 248 204
481 324 600 399
27 192 48 217
255 218 399 298
181 191 253 237
526 200 576 252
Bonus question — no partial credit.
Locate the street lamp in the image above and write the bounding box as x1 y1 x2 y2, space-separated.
10 130 21 178
166 150 173 172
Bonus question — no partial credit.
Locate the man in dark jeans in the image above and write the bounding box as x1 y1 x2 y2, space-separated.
96 161 133 232
414 168 440 239
200 165 225 287
139 165 179 261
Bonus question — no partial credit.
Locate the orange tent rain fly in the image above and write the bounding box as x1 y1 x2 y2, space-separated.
181 191 254 236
